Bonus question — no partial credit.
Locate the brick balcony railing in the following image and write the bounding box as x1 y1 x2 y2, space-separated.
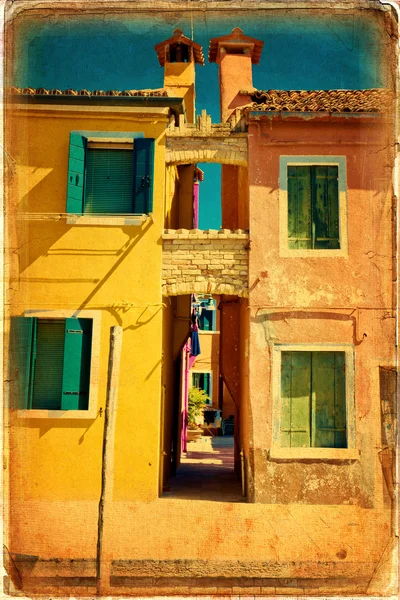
162 229 249 297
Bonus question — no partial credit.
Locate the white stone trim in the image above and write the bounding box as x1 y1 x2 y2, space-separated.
271 343 357 459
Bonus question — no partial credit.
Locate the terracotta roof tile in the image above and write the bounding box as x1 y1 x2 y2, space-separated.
9 87 169 97
244 88 393 113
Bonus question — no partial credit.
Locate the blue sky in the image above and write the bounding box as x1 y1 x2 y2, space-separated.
13 12 385 228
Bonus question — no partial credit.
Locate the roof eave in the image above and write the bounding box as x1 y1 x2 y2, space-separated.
9 93 186 114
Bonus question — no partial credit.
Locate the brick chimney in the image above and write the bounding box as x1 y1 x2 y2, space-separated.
208 28 263 122
155 28 204 124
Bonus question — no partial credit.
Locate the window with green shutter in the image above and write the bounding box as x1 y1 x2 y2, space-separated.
9 317 92 411
198 299 217 331
288 165 340 249
192 372 212 400
280 351 347 448
66 131 155 216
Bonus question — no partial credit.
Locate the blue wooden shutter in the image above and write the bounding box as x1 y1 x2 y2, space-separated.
9 317 36 409
200 310 212 331
84 149 133 214
313 166 339 249
287 166 312 249
133 138 155 214
61 318 92 410
313 352 346 448
280 352 311 447
32 320 65 410
66 132 87 213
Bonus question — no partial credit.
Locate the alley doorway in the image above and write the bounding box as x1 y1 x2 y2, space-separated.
161 293 245 502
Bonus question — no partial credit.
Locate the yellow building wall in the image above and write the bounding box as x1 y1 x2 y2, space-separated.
5 104 171 528
164 60 196 123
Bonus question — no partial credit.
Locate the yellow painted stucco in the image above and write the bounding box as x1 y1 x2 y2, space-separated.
6 103 179 506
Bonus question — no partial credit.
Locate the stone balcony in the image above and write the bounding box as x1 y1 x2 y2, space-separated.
162 229 249 297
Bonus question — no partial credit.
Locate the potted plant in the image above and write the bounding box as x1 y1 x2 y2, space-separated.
187 386 210 442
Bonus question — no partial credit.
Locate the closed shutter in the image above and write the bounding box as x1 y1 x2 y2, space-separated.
313 352 346 448
32 320 65 410
280 352 311 447
313 166 340 249
202 373 211 396
8 316 36 409
61 318 92 410
200 310 212 331
84 149 133 214
287 166 312 249
133 138 155 214
66 132 86 213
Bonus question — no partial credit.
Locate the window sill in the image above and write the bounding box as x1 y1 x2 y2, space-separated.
198 330 220 335
269 447 360 461
15 408 98 420
66 214 150 226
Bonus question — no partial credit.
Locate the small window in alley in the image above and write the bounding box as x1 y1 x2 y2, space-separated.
287 166 339 249
192 372 212 401
279 351 347 448
197 297 217 331
9 316 93 410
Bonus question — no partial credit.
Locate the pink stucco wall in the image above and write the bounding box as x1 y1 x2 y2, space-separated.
245 114 395 505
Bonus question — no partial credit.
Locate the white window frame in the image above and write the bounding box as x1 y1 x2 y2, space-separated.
13 309 101 420
279 156 348 258
270 343 358 460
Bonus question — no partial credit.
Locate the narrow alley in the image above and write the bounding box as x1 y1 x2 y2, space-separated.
165 436 243 502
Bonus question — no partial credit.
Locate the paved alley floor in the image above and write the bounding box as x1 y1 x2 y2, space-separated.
164 435 244 502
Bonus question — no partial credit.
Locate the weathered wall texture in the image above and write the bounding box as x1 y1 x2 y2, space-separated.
162 229 249 296
246 114 396 507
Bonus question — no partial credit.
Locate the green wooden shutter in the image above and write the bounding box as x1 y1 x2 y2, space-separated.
280 352 311 447
61 318 92 410
313 166 339 249
84 149 133 214
8 317 36 409
287 166 312 249
66 132 87 213
312 351 346 448
280 352 292 448
32 320 65 410
333 352 347 447
133 138 155 214
203 373 211 396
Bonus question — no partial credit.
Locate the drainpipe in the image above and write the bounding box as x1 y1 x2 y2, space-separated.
377 0 400 561
379 0 399 543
